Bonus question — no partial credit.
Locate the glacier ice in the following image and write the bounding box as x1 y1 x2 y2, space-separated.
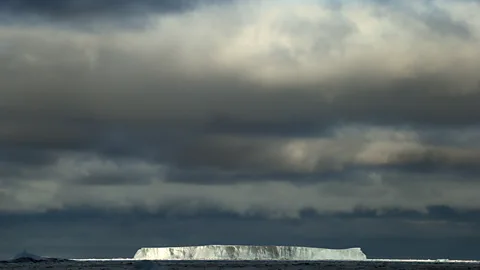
133 245 367 261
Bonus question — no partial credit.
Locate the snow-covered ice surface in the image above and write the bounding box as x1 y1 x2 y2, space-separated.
133 245 367 261
1 259 480 270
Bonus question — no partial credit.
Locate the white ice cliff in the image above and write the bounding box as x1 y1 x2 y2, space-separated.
133 245 367 261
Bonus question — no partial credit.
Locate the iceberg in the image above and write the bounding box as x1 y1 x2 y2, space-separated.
133 245 367 261
12 250 45 261
9 250 70 263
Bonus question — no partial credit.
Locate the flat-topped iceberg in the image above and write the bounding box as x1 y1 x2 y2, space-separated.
133 245 367 261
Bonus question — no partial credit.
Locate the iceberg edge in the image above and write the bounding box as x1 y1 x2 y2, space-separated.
133 245 367 261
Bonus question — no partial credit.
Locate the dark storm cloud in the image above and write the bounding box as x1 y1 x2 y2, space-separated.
0 146 57 168
164 169 344 185
2 78 480 178
2 73 480 151
333 83 480 127
0 0 224 19
169 131 480 178
1 0 480 217
388 147 480 174
202 81 480 136
76 171 152 186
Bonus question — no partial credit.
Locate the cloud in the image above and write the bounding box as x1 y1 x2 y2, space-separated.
1 0 480 218
2 147 480 218
1 1 480 132
0 0 230 23
174 126 480 175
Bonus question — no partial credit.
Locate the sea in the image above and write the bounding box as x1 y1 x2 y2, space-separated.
2 259 480 270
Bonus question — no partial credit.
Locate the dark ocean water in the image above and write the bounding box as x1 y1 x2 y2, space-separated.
1 260 480 270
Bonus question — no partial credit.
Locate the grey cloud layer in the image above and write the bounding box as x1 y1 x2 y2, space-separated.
0 0 230 22
1 0 480 216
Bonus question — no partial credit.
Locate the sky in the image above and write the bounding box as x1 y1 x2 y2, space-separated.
1 0 480 260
